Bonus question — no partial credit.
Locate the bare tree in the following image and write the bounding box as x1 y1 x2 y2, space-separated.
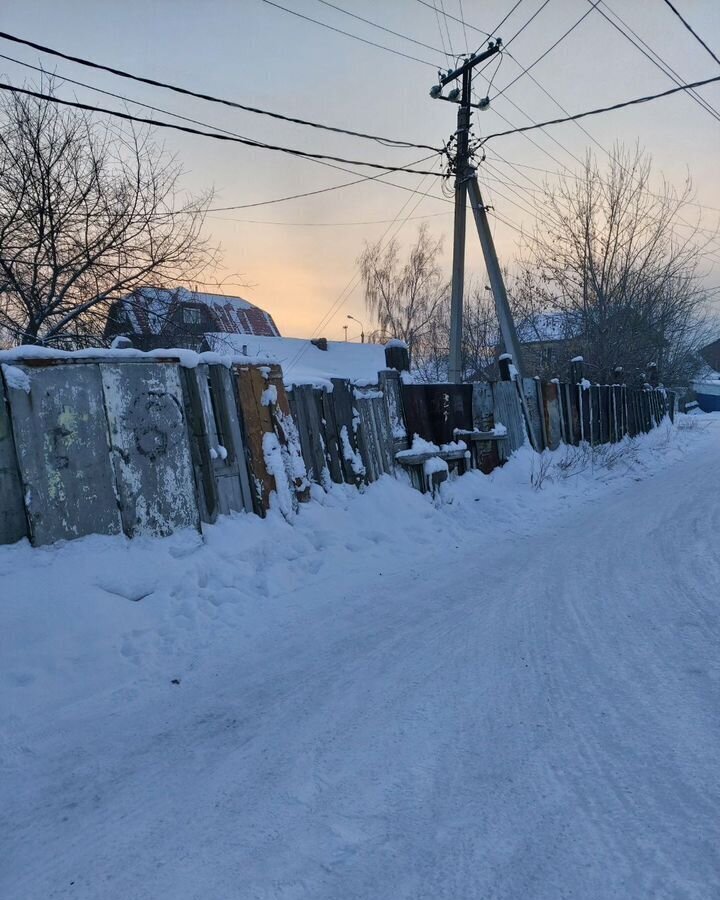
413 283 500 382
517 144 717 384
358 223 448 361
0 80 217 347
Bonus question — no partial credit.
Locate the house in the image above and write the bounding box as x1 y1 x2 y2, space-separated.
103 287 281 351
514 312 580 376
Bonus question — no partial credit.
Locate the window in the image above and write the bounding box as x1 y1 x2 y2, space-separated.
182 306 202 325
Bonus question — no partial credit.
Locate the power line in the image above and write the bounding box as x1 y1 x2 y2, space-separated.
0 52 445 214
491 1 527 37
480 73 720 143
0 30 439 151
590 1 720 124
491 3 597 99
208 210 453 226
287 160 442 359
260 0 439 67
312 0 446 55
661 0 720 68
0 82 442 176
501 0 553 50
414 0 490 39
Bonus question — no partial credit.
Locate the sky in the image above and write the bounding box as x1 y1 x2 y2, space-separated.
1 0 719 339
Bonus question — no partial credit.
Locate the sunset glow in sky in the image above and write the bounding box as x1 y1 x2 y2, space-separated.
2 0 719 338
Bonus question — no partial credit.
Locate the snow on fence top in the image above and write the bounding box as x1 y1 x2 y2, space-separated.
0 336 389 388
0 345 278 370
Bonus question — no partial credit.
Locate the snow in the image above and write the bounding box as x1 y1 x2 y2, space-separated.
260 384 278 407
339 424 365 477
1 416 719 899
0 346 275 370
1 363 31 393
206 333 387 389
384 338 408 349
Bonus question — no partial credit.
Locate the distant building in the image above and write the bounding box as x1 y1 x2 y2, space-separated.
515 312 580 376
103 287 281 351
699 337 720 373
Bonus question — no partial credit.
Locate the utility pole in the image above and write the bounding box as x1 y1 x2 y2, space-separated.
430 40 525 383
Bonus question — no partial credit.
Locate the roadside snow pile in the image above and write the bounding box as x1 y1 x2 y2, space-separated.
0 414 714 722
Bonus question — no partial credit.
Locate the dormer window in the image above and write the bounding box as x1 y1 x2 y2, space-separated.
183 307 201 325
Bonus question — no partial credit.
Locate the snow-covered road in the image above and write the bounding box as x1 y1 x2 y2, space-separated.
2 420 719 899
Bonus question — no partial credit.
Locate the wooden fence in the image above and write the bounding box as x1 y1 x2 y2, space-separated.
0 349 675 546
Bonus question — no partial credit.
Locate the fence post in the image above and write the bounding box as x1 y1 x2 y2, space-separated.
498 353 513 381
384 340 410 373
570 356 584 384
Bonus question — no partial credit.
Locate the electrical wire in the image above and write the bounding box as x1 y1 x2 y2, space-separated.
312 0 447 55
501 0 553 50
491 2 597 99
661 0 720 68
479 73 720 143
286 160 443 361
0 30 439 151
414 0 490 39
0 51 444 213
0 82 442 176
589 1 720 124
260 0 439 67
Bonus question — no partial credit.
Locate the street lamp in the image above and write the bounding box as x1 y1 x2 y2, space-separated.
347 314 365 343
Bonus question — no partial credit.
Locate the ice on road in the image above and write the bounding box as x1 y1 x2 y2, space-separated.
1 420 719 899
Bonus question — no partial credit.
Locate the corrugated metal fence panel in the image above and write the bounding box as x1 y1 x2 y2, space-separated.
6 363 122 545
208 364 254 515
288 384 330 488
100 362 199 537
0 372 27 544
492 381 526 452
330 378 364 486
355 393 394 483
522 378 544 451
182 364 254 524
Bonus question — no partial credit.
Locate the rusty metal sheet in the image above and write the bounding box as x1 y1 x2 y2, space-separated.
234 363 308 517
541 382 562 450
5 363 121 545
0 370 27 544
100 362 199 537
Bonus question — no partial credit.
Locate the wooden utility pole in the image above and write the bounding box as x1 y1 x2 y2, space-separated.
431 40 525 384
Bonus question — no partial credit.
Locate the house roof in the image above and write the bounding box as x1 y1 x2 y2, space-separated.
206 333 388 389
516 312 578 344
114 287 280 338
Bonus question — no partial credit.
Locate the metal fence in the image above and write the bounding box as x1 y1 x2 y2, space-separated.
0 350 675 546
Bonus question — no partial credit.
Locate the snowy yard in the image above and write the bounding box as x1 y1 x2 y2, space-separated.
1 416 719 899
